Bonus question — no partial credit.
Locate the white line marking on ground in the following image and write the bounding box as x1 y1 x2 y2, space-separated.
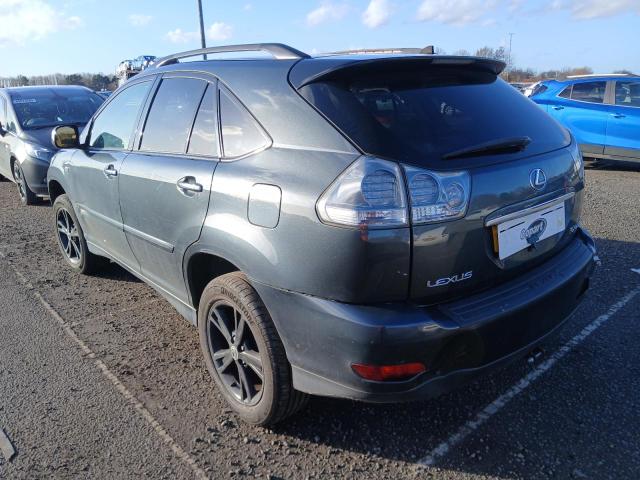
0 428 16 462
418 287 640 467
0 253 209 479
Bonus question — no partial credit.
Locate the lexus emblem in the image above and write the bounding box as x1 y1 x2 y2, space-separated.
529 169 547 191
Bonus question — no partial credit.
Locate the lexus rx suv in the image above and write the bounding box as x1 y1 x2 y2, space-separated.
47 44 596 426
531 74 640 163
0 86 103 204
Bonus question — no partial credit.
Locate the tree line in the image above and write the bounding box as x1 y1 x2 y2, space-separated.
0 73 118 91
451 46 634 83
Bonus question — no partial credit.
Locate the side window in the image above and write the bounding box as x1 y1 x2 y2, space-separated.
615 81 640 108
187 84 219 157
558 86 571 99
90 81 151 149
219 88 268 158
570 81 606 104
140 77 207 154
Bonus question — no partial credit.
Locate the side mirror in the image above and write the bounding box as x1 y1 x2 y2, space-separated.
0 121 6 137
51 125 79 149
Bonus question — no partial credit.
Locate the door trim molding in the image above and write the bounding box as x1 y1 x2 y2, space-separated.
123 223 175 253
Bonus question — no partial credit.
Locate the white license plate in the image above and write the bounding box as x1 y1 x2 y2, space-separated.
496 203 566 260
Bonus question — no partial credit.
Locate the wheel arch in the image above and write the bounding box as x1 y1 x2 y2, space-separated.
186 251 240 310
48 179 66 203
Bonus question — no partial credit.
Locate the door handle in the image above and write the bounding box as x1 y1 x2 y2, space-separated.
177 176 203 193
103 165 118 178
552 106 564 110
610 113 626 119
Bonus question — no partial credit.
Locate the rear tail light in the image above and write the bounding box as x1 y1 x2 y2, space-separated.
569 137 584 181
316 156 408 228
316 156 470 228
352 362 426 381
404 166 470 225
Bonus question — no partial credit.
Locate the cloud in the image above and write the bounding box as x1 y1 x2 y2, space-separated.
362 0 392 28
243 3 253 11
207 21 232 41
166 28 199 44
306 1 349 26
0 0 82 46
128 13 152 27
166 22 233 44
417 0 498 26
564 0 640 19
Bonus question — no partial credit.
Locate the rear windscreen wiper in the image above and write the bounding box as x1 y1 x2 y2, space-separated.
442 136 531 160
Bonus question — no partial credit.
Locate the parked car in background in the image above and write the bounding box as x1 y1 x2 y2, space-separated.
531 74 640 162
47 44 595 426
0 86 104 204
96 90 112 100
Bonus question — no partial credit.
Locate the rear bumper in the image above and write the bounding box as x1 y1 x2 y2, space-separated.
252 228 596 402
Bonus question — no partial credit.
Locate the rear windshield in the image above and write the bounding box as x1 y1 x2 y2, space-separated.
300 68 569 167
10 89 104 130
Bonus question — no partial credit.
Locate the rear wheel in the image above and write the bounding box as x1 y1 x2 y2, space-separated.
12 161 38 205
198 272 308 426
53 194 106 274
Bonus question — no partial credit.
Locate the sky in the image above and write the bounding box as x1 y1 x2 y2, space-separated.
0 0 638 77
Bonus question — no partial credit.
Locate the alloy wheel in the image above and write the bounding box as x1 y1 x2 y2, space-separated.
56 208 82 265
207 301 264 406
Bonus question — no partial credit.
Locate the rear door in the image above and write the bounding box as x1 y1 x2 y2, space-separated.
605 79 640 159
69 79 153 267
549 80 609 155
118 73 219 303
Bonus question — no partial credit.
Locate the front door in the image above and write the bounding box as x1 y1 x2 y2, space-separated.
605 79 640 159
119 74 219 303
70 80 153 267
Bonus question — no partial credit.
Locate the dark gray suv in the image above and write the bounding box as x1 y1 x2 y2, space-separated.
47 44 596 425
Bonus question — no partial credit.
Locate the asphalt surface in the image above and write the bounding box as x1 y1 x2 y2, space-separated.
0 164 639 479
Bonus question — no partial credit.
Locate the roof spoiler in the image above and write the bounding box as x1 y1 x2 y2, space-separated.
290 56 506 89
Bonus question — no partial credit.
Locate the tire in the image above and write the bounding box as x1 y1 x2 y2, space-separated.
12 161 38 205
53 194 106 274
198 272 309 426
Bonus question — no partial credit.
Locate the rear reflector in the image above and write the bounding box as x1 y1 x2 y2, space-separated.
351 362 426 381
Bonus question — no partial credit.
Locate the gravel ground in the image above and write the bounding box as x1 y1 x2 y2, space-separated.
0 165 638 479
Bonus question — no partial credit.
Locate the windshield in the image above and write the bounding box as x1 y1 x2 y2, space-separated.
300 68 569 168
10 89 104 130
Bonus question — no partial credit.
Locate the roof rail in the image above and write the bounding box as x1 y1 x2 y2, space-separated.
327 46 436 56
155 43 309 67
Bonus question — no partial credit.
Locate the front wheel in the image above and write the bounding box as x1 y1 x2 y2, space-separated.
198 272 308 426
53 194 106 274
12 161 38 205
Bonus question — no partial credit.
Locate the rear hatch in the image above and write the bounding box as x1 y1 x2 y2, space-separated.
292 56 581 303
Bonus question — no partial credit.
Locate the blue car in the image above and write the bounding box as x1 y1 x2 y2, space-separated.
531 74 640 163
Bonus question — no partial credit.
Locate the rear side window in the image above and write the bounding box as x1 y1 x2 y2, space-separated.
90 81 151 150
558 86 572 98
141 77 207 154
300 68 569 167
615 81 640 107
219 88 268 158
570 81 606 104
187 84 219 157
